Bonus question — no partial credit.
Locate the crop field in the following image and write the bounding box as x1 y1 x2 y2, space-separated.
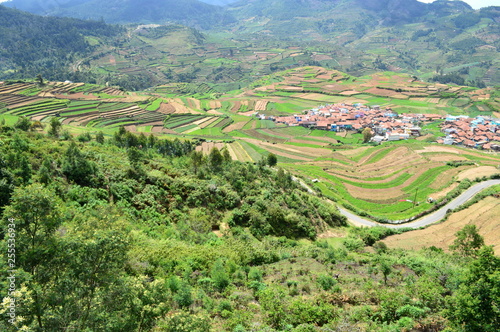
0 82 225 134
273 143 500 221
383 196 500 254
1 76 499 225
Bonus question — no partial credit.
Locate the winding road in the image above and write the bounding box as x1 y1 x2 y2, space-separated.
338 179 500 229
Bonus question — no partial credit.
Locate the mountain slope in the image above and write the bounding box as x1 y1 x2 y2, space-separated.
5 0 235 29
0 5 123 81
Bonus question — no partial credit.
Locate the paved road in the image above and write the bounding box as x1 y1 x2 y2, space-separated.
339 179 500 229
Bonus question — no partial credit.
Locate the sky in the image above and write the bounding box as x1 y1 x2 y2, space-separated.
0 0 498 8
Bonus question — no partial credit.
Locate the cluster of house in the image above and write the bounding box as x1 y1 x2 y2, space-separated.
439 115 500 151
267 103 500 150
272 103 441 142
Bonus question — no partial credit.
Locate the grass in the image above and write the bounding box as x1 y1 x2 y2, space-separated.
0 114 20 125
188 127 226 137
285 142 328 149
146 98 163 111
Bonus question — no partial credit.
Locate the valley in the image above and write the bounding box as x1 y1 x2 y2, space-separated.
0 1 499 331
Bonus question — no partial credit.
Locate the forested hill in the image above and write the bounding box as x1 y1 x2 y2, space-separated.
4 0 235 29
0 5 123 81
227 0 474 27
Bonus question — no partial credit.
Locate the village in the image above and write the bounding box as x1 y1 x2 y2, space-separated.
268 103 500 150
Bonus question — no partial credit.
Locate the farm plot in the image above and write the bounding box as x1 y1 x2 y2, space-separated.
195 142 226 154
0 94 41 108
7 100 69 119
280 142 500 220
383 196 500 255
164 114 206 129
0 83 35 94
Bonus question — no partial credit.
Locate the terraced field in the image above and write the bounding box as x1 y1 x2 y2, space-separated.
280 143 500 221
383 196 500 255
0 81 216 134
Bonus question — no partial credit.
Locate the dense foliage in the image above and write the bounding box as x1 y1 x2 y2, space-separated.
0 5 123 82
0 122 498 331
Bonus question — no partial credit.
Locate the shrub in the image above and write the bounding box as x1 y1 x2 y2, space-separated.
317 274 337 291
155 311 210 332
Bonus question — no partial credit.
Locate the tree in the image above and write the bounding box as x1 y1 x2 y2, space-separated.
2 184 63 330
14 116 32 131
36 74 45 86
447 246 500 331
62 142 96 186
362 127 373 143
222 147 231 162
209 147 224 172
211 259 230 292
0 156 15 208
48 117 62 138
190 150 204 175
267 153 278 167
95 131 105 144
449 224 485 257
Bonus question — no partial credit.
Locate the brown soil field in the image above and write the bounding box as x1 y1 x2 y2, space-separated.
330 168 408 185
224 143 239 161
223 121 247 133
357 147 425 174
336 146 371 157
493 112 500 118
157 102 176 114
231 101 241 112
170 99 193 114
288 138 328 147
254 100 268 111
207 110 223 115
426 153 469 162
414 146 460 154
383 196 500 255
209 101 222 109
339 90 360 96
186 98 200 110
196 142 226 154
280 86 304 91
240 110 256 116
457 166 500 181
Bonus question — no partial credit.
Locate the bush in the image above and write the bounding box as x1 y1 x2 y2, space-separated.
155 311 210 332
343 237 365 251
317 274 337 291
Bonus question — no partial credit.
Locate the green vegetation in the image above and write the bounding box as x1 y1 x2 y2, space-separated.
0 106 499 332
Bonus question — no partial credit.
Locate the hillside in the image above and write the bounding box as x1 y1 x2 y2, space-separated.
0 5 123 82
4 0 235 29
1 1 499 87
1 113 499 331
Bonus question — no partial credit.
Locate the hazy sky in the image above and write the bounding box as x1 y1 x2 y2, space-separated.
0 0 498 8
